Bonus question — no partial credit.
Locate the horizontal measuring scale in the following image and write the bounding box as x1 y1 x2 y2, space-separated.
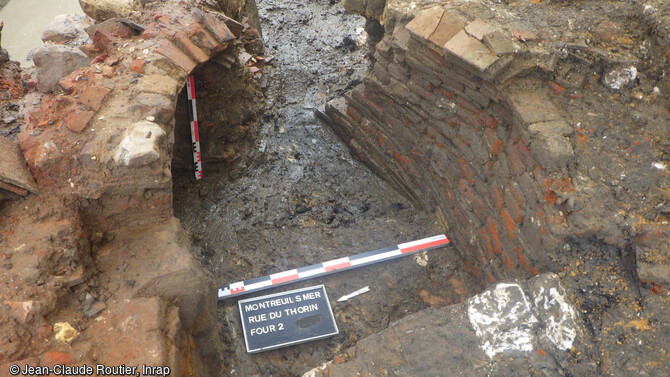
218 234 450 300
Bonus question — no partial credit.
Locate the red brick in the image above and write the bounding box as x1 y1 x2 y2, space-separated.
505 187 523 223
455 94 480 114
130 59 145 74
458 158 475 184
64 110 95 133
516 138 535 169
476 109 498 128
472 196 488 223
491 186 504 211
487 216 503 254
77 86 110 111
458 178 475 202
141 23 160 39
92 29 115 50
58 76 78 94
187 23 219 51
500 209 517 239
174 31 209 63
201 12 235 43
479 226 495 258
515 247 539 275
506 142 526 176
43 351 71 366
443 183 455 202
346 105 361 121
156 39 197 73
548 81 566 95
501 249 516 271
367 99 384 119
509 183 527 210
453 206 471 227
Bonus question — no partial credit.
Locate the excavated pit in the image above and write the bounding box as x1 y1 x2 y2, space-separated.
1 0 669 376
171 1 475 375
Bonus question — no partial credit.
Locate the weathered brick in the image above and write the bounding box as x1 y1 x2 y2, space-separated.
507 91 562 125
405 6 445 41
491 185 504 211
518 173 538 205
130 59 146 74
77 85 110 111
464 19 496 41
436 72 466 93
482 31 516 56
479 226 495 258
492 152 510 185
487 216 503 254
464 87 491 108
516 138 535 169
476 109 498 128
141 23 160 39
156 39 197 73
174 31 209 63
506 141 526 176
444 30 498 72
471 196 488 223
455 94 480 114
187 23 219 51
520 215 544 255
64 110 94 133
372 62 391 85
515 247 539 275
504 186 523 223
388 61 409 80
199 11 235 43
430 11 466 46
500 209 517 239
500 248 517 271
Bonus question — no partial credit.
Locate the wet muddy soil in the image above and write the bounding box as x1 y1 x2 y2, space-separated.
173 0 471 375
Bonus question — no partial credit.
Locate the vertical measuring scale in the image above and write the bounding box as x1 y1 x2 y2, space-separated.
186 76 203 180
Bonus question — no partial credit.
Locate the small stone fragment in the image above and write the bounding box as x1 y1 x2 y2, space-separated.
53 322 79 343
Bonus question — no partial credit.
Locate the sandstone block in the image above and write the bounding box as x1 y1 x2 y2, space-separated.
405 6 445 41
464 19 496 41
444 30 498 72
78 0 142 21
114 121 165 167
137 74 179 97
33 45 90 93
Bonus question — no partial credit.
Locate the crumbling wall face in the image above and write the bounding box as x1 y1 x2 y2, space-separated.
18 2 247 232
1 1 262 374
324 6 577 285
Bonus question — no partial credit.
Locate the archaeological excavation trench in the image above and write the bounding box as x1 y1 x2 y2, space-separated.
0 0 669 376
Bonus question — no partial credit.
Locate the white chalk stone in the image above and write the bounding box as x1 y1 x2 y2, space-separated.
467 283 538 358
114 121 165 167
468 274 581 358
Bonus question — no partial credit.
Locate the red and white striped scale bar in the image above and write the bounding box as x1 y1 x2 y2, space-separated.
186 76 203 180
218 234 450 300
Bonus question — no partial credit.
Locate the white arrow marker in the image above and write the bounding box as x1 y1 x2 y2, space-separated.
337 286 370 302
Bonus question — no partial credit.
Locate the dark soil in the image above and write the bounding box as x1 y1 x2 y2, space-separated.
173 0 469 375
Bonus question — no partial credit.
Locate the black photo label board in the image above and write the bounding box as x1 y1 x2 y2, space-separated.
238 285 339 353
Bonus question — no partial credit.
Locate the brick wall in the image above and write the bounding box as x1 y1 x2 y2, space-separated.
323 6 578 284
